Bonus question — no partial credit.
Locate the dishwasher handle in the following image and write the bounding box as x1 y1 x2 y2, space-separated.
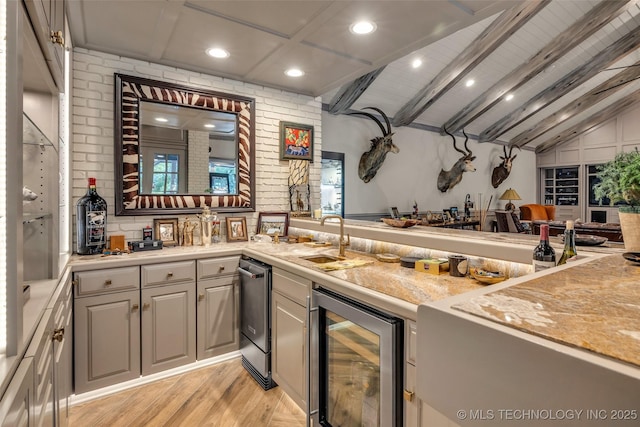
238 267 265 279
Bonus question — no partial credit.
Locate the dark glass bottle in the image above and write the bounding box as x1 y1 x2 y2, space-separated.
533 223 556 272
76 177 108 255
558 220 577 265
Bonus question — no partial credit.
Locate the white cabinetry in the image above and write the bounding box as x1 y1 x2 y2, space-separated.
52 277 72 427
271 267 311 411
196 257 240 360
74 267 141 394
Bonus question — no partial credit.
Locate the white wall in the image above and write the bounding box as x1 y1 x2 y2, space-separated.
322 112 536 216
72 48 321 243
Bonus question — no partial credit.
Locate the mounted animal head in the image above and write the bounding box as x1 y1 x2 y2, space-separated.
491 145 519 188
349 107 398 183
437 128 476 192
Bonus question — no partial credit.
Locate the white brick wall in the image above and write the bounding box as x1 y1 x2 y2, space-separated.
187 130 210 193
72 48 321 244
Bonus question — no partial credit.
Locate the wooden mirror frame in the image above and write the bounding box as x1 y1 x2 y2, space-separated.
114 74 255 215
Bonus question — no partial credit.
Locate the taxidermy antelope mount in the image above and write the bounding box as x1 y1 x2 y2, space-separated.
491 145 519 188
437 128 476 192
349 107 398 183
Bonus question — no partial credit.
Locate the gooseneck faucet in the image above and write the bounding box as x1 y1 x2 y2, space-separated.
320 214 350 257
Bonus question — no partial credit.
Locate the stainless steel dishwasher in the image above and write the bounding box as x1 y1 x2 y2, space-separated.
238 257 276 390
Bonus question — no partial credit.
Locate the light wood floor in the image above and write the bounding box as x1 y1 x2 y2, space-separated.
69 358 306 427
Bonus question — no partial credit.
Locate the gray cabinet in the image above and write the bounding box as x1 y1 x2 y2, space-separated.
52 277 72 427
271 268 311 411
141 282 196 375
74 267 141 394
24 309 54 427
196 256 240 360
23 0 65 90
0 358 34 427
141 261 196 375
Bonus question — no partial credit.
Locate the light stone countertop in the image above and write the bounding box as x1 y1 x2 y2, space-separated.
451 253 640 368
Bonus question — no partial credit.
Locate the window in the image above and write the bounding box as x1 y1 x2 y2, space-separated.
209 159 236 194
151 153 180 194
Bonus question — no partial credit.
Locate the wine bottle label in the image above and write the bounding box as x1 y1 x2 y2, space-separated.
533 259 556 272
85 210 106 247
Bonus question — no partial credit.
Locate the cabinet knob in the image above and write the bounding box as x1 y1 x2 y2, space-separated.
52 328 64 342
105 279 112 286
167 272 174 278
72 279 78 286
132 304 139 312
198 294 205 301
218 266 225 272
50 30 64 46
143 303 150 310
403 390 414 402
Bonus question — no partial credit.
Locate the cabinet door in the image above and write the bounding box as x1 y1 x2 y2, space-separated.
26 309 54 427
141 282 196 375
0 358 34 427
197 277 239 360
53 279 72 427
272 292 306 410
74 290 141 394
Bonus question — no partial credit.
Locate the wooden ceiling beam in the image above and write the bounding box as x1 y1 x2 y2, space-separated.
441 0 637 135
535 88 640 154
327 67 386 114
391 0 550 128
479 26 640 143
511 60 640 148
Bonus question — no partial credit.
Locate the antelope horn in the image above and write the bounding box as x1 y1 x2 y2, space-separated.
462 129 472 156
503 145 508 158
363 107 391 135
508 145 514 157
444 127 466 156
348 110 387 136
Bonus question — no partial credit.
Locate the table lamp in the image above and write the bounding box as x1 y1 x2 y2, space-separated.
499 188 521 211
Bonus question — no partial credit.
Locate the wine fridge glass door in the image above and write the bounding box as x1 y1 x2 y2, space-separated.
312 288 402 426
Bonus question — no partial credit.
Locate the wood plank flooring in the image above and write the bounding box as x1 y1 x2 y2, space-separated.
69 358 305 427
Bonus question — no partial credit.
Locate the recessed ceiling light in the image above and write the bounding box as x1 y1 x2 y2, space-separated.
465 79 475 87
350 21 376 35
412 59 423 69
285 68 305 77
155 117 168 123
505 93 514 101
206 47 230 59
204 124 216 129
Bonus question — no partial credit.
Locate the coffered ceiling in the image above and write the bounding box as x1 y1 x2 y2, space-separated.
65 0 640 152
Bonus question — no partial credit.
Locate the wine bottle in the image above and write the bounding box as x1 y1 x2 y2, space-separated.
76 177 108 255
533 223 556 272
557 220 577 265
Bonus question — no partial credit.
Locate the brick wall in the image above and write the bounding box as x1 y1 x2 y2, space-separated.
187 130 210 193
72 48 321 244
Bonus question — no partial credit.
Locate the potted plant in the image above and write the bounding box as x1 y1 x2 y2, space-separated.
593 148 640 251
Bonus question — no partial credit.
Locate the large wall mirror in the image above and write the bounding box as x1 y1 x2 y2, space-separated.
115 74 255 215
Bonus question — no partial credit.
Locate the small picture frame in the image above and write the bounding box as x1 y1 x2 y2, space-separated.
226 217 248 242
153 218 179 246
257 212 289 236
389 207 400 219
280 121 314 162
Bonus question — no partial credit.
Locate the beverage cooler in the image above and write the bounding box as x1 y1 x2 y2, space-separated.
309 287 403 426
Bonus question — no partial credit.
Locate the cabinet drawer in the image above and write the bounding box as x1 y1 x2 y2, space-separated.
197 256 240 280
273 267 311 306
142 260 196 287
74 266 140 296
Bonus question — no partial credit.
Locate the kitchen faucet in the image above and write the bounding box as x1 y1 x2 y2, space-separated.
320 214 350 257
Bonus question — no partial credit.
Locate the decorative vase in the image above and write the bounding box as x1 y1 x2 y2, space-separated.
619 207 640 251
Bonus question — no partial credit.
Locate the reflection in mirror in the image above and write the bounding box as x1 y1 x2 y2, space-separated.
114 74 255 215
139 102 238 195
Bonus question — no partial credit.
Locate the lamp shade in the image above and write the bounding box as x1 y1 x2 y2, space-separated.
499 188 521 201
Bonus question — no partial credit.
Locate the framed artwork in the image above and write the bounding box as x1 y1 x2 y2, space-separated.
257 212 289 236
226 217 248 242
153 218 179 246
280 121 314 162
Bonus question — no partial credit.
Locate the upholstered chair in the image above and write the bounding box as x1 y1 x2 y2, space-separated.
519 204 556 221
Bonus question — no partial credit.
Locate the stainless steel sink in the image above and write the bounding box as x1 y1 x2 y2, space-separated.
301 254 343 263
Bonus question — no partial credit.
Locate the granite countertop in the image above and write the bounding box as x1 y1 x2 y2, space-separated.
452 254 640 368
